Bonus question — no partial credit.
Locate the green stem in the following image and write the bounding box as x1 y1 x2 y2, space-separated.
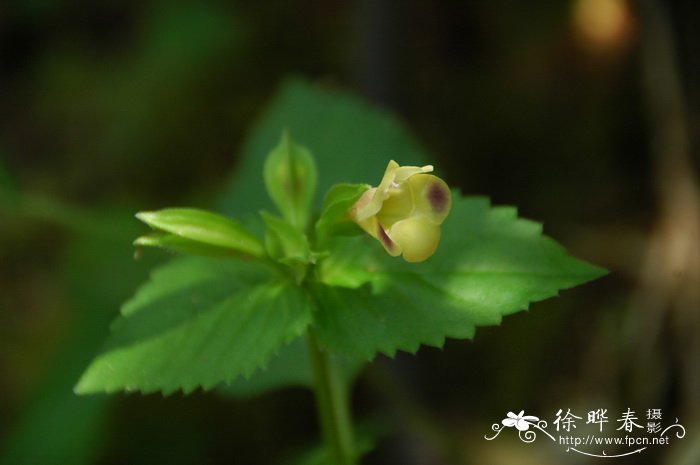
307 328 356 465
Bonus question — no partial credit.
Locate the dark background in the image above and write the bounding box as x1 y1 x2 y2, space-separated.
1 0 699 464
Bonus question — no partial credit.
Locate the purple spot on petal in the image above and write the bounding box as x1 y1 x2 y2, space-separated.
377 224 394 250
427 182 448 212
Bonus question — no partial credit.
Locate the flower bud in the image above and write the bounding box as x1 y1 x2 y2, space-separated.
350 160 451 262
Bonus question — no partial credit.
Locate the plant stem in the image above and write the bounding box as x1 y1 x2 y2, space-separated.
307 328 356 465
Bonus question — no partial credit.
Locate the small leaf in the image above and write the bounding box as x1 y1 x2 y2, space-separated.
313 195 606 360
261 211 311 262
314 183 369 246
263 131 318 230
75 257 312 394
135 208 265 257
261 211 312 282
134 232 241 257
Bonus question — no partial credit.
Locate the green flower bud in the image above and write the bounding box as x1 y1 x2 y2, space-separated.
350 160 451 262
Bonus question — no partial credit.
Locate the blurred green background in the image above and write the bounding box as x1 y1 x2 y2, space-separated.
1 0 699 464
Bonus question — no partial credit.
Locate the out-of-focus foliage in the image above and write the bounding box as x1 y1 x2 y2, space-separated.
0 158 17 203
35 2 243 188
1 211 161 465
220 78 428 217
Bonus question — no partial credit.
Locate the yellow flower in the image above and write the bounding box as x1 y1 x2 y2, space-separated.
350 160 451 262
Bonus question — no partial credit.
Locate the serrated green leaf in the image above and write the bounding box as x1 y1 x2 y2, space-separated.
219 336 362 398
75 257 312 395
314 183 368 246
313 195 606 360
219 336 313 397
263 131 317 230
135 208 265 258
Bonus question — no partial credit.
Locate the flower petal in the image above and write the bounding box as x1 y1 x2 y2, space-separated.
377 222 401 257
393 163 433 183
351 210 402 257
408 174 451 224
354 161 399 221
386 216 441 262
354 161 434 222
350 187 378 230
376 184 413 228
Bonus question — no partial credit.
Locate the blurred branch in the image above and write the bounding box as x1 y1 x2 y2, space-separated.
628 0 700 422
0 191 126 240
